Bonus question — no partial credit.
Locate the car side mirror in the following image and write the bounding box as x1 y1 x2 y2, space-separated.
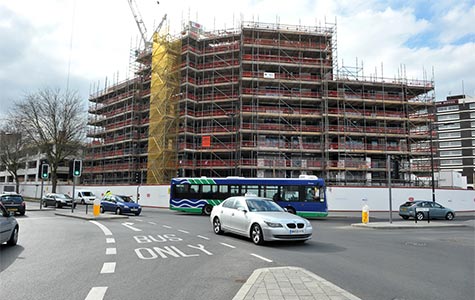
283 208 288 212
237 207 247 213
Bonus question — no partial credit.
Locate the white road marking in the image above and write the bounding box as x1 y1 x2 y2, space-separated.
100 262 116 274
178 229 190 234
197 235 210 240
220 242 236 249
163 225 172 229
89 221 112 236
106 238 115 244
106 248 117 255
148 222 157 225
122 222 142 232
85 287 108 300
251 253 273 263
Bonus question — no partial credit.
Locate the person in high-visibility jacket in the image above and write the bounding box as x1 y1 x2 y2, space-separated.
105 190 112 197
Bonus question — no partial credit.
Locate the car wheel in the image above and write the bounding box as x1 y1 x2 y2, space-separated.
56 202 61 209
100 206 104 213
402 216 409 220
202 205 213 216
251 223 264 245
7 226 18 246
134 212 140 216
19 211 25 216
416 212 424 221
115 207 121 215
43 201 47 208
213 217 223 234
445 212 454 221
81 199 85 205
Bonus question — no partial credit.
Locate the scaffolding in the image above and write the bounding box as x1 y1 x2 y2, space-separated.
85 19 435 186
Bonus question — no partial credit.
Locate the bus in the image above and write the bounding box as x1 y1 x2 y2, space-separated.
170 175 327 218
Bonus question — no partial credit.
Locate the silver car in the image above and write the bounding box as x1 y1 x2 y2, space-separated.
0 202 19 246
210 196 313 245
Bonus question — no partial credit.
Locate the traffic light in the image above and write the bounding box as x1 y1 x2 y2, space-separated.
134 171 142 183
41 164 49 180
73 160 82 177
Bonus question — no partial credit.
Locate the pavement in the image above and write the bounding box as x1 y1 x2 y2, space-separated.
25 201 473 300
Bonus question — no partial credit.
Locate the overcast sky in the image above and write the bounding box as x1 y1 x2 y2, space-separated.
1 0 474 118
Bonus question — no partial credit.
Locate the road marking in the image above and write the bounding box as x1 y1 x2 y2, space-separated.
163 225 172 229
85 287 108 300
89 221 112 236
220 242 236 249
251 253 273 263
106 238 115 244
197 235 210 240
122 222 142 232
100 262 116 274
148 222 157 225
178 229 190 234
106 248 117 255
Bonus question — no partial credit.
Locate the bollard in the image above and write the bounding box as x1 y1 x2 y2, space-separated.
93 198 101 216
362 204 369 224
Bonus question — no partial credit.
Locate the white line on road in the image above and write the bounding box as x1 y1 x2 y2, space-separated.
251 253 273 263
220 242 236 249
106 238 115 244
89 221 112 236
100 262 116 274
197 235 210 240
85 287 108 300
178 229 190 234
106 248 117 255
163 225 172 229
122 222 142 232
148 222 157 225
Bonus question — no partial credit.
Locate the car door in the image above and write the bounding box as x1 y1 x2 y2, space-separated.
220 198 236 230
431 202 445 218
229 199 249 234
0 205 13 243
102 196 115 212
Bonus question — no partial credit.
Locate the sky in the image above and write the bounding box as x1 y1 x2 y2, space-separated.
0 0 474 118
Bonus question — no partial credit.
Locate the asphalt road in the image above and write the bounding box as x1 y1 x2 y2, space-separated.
1 207 474 300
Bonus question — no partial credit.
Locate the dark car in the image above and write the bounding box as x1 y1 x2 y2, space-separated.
42 193 76 208
0 193 26 216
0 202 19 246
399 200 455 221
100 194 141 216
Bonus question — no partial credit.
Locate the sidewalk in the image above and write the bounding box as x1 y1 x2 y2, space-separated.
351 220 473 229
233 267 361 300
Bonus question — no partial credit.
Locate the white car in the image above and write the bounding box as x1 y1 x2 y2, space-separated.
0 202 19 246
210 196 313 245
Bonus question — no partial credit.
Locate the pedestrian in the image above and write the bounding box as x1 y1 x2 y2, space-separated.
105 190 112 197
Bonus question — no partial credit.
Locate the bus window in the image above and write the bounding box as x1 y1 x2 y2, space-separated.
202 185 219 199
242 185 259 196
304 187 318 202
229 185 240 196
218 185 229 199
281 185 299 202
174 184 187 198
189 184 200 198
263 186 279 199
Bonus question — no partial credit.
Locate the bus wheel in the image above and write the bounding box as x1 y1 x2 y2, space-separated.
286 207 296 214
202 205 213 216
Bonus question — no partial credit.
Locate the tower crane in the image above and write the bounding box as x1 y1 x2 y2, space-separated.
127 1 167 49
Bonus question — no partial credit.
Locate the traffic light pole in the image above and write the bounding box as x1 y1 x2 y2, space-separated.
71 178 76 213
39 178 44 210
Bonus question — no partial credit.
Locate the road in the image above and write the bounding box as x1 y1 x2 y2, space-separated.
1 207 474 300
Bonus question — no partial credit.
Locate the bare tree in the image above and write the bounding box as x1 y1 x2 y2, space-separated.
0 124 25 193
12 88 86 192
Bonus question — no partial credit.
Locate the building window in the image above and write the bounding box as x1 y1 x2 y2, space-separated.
440 150 462 157
439 141 462 147
437 105 458 112
440 159 462 166
438 123 460 130
471 112 475 118
438 114 459 121
470 103 475 109
439 132 461 139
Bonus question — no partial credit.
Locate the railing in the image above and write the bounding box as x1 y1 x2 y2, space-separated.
242 54 332 67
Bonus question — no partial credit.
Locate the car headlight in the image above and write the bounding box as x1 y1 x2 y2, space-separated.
264 221 283 228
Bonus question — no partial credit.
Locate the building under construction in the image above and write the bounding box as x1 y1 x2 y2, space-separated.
85 21 435 186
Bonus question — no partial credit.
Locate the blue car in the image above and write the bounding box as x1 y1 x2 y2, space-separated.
100 195 141 216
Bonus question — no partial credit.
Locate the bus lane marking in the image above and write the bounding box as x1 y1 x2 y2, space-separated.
163 225 172 229
135 244 213 259
220 242 236 249
251 253 273 263
85 287 108 300
122 222 142 232
106 238 115 244
89 221 112 236
178 229 190 234
148 222 157 225
106 248 117 255
197 235 210 240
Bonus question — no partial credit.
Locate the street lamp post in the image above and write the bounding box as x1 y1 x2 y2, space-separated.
429 122 436 202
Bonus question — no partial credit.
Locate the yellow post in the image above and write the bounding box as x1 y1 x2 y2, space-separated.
93 198 101 216
362 204 369 224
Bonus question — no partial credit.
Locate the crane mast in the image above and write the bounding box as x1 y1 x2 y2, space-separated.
127 0 148 48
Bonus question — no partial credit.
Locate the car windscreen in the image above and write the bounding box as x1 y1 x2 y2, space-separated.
57 194 72 199
400 202 416 207
82 192 94 197
118 196 134 203
246 199 283 212
0 195 24 203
